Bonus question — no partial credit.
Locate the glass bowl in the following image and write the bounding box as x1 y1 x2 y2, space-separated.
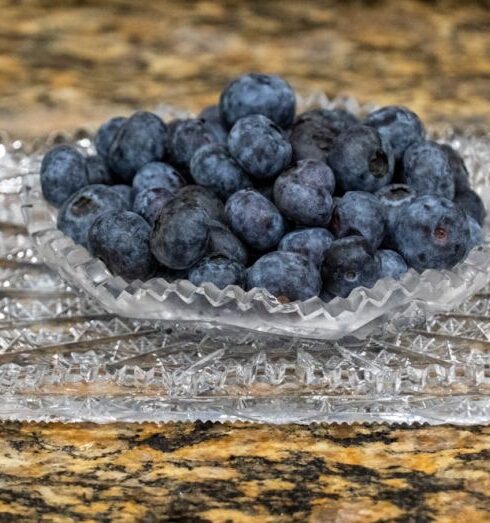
20 95 490 341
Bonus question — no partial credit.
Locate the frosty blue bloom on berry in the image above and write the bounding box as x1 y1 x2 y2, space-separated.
376 250 408 280
278 228 334 266
95 116 127 160
189 255 245 289
132 162 186 194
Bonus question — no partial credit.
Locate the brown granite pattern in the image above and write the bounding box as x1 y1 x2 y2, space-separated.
0 422 489 522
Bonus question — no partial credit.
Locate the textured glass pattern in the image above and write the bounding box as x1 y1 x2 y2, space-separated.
0 97 488 424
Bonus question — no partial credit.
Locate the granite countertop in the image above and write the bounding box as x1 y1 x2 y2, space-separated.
0 1 489 521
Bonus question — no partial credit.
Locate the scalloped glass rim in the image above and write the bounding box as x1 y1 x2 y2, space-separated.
20 94 490 340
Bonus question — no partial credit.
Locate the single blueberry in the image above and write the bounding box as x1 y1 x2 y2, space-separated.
376 183 417 234
453 188 486 226
364 106 425 162
219 73 296 129
198 105 228 142
225 189 286 251
86 155 114 185
170 118 220 172
228 115 292 180
189 255 245 289
150 197 210 270
441 144 470 193
108 111 167 183
165 118 183 158
94 116 127 159
87 210 157 281
132 162 186 194
178 185 226 222
41 145 88 207
57 184 129 248
403 141 455 199
273 160 334 226
321 236 382 298
376 249 408 280
190 143 252 201
207 220 249 265
111 184 134 207
246 251 321 302
132 187 173 225
466 216 484 256
392 195 470 271
329 191 386 249
328 125 395 193
278 228 334 266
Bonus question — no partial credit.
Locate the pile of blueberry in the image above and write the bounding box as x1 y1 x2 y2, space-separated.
41 73 486 303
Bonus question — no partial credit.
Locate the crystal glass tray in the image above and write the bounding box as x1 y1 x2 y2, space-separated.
0 97 488 424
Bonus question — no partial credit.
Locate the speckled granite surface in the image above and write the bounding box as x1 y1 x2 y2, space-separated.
1 1 490 521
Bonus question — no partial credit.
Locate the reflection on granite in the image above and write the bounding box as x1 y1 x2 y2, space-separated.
0 1 489 138
0 422 489 522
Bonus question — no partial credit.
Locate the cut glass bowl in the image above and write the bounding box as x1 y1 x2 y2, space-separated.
20 95 490 340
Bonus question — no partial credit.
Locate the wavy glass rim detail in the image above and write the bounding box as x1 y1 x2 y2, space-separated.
19 94 490 340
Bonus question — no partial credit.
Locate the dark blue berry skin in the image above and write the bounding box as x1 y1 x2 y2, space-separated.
225 189 286 251
273 160 334 226
246 251 321 302
108 111 167 183
111 185 134 207
289 110 337 163
219 73 296 130
376 249 408 280
403 141 455 200
441 144 470 193
190 144 252 201
330 192 386 249
328 125 395 193
132 162 186 195
86 155 113 185
364 106 425 162
228 115 292 180
94 116 127 160
57 184 129 248
315 108 359 136
466 216 483 255
178 185 226 222
453 189 486 226
132 187 173 225
376 184 417 233
87 210 157 281
321 236 382 298
150 197 210 270
41 145 88 207
392 195 470 271
164 118 183 158
208 220 248 265
198 105 228 142
278 228 334 266
170 118 220 172
155 266 188 283
189 255 245 289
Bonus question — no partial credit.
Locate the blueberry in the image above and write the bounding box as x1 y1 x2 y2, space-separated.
273 160 334 226
376 249 408 280
402 141 455 199
392 195 470 271
453 188 486 226
225 189 286 251
87 210 157 281
94 116 127 159
299 108 359 136
41 145 88 207
132 162 186 194
111 184 134 207
278 228 334 266
57 184 129 248
329 191 386 249
150 197 210 270
198 105 228 142
289 110 337 163
170 118 220 171
228 115 292 180
189 255 245 289
364 106 425 162
132 187 173 225
207 220 248 265
466 216 484 255
328 125 394 193
219 73 296 129
178 185 226 222
190 144 252 201
441 144 470 193
246 251 321 302
321 236 381 298
165 118 183 158
376 184 417 233
108 111 167 183
86 155 113 185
